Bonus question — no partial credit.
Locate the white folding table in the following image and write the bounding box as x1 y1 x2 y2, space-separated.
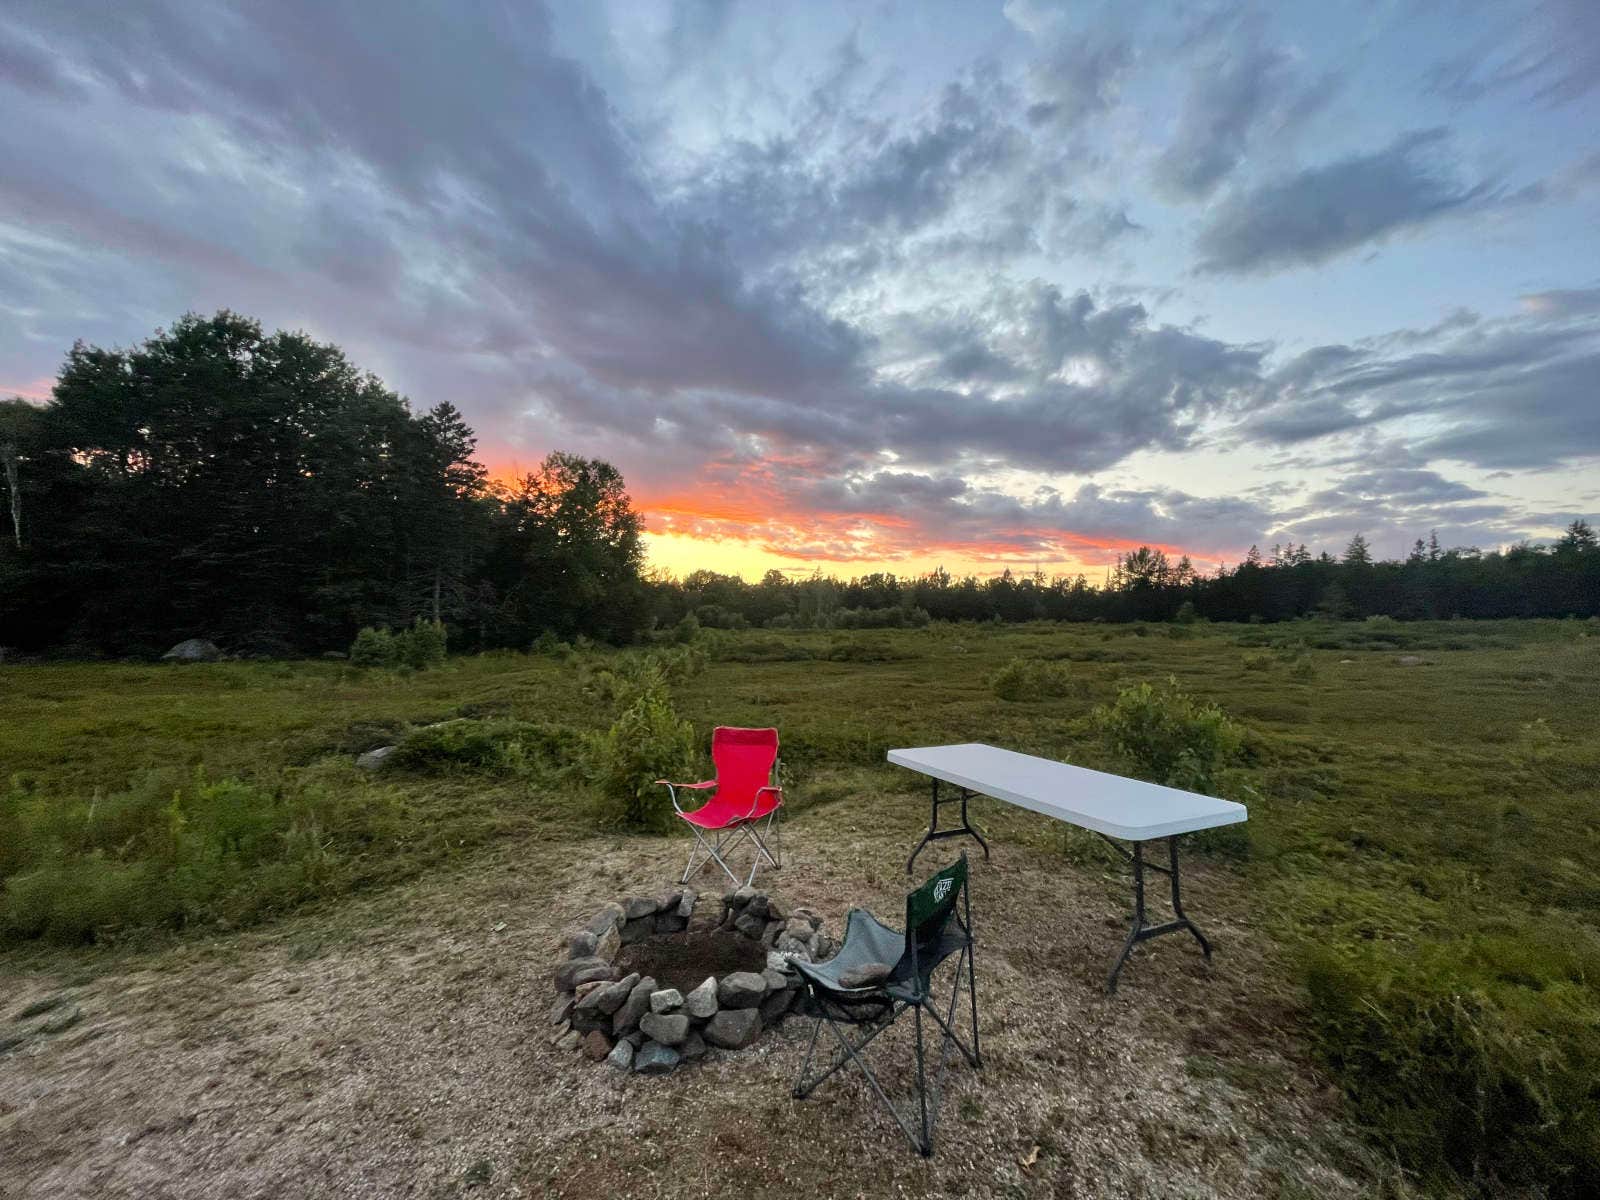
887 743 1248 991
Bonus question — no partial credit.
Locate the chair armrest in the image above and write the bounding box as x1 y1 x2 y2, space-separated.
655 779 716 817
744 784 783 819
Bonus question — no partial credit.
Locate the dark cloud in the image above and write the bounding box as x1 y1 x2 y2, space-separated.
1194 129 1493 274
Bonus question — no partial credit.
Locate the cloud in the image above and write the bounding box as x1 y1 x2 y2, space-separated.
1520 287 1600 318
1194 129 1494 274
1426 0 1600 107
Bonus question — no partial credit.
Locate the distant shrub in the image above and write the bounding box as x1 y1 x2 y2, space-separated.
671 612 701 643
1242 651 1274 671
833 605 931 629
990 658 1079 702
1093 677 1243 793
348 620 446 669
530 630 574 659
1305 935 1600 1197
1173 600 1201 624
710 634 815 663
822 637 906 662
586 685 696 832
389 719 579 778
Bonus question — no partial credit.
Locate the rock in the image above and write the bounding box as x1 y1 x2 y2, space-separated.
574 979 608 1001
730 885 757 909
810 932 835 961
547 1021 570 1046
783 917 814 941
620 916 654 945
584 973 640 1017
570 1013 611 1035
606 1040 635 1072
761 968 790 994
793 907 822 930
549 995 574 1026
623 895 657 921
649 989 684 1014
586 903 624 938
556 1029 580 1052
582 1030 613 1061
355 745 397 771
704 1007 762 1050
612 976 657 1035
634 1042 680 1075
639 1012 690 1046
760 922 781 947
684 977 718 1020
161 638 222 663
677 889 698 919
655 889 683 914
595 925 621 962
623 1030 646 1049
680 1031 707 1060
838 962 893 989
717 971 766 1008
766 951 796 974
554 956 615 992
568 931 599 958
759 989 794 1024
775 935 813 960
1397 655 1426 666
765 896 788 922
734 911 766 940
654 913 688 935
746 893 770 919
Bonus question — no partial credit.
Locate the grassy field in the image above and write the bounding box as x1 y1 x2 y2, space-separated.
3 618 1598 1196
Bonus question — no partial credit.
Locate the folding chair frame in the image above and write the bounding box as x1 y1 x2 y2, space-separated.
659 757 784 888
791 860 981 1157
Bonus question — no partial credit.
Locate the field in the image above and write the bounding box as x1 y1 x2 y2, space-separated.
3 619 1598 1198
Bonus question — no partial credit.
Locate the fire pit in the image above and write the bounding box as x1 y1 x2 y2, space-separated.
547 884 836 1075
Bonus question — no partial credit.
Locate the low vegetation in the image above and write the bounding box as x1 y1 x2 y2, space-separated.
3 617 1597 1196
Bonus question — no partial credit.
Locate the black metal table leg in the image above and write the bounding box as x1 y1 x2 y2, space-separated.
906 778 991 873
1105 835 1213 992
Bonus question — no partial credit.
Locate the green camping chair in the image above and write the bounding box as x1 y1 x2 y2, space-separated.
790 853 981 1156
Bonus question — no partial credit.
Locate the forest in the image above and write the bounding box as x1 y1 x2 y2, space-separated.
3 311 1596 658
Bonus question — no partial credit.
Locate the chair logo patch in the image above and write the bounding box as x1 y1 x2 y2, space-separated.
933 877 953 902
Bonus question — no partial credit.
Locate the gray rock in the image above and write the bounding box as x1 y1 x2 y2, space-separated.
680 1031 707 1060
811 932 835 961
766 951 796 974
654 913 688 935
775 935 813 960
765 896 788 922
547 1021 571 1045
355 745 397 771
761 968 790 994
549 995 574 1026
759 989 794 1024
731 884 757 909
569 1012 611 1035
717 971 766 1008
620 916 654 945
746 893 770 919
793 907 822 930
704 1007 762 1050
760 921 781 947
161 638 222 663
586 903 624 938
556 1029 580 1052
639 1012 690 1046
587 972 641 1017
677 889 698 919
649 988 684 1014
622 895 657 921
634 1041 680 1075
595 924 621 963
568 930 599 958
554 956 614 992
684 977 718 1020
734 911 766 940
623 1030 646 1049
612 976 657 1035
1397 655 1427 666
581 1029 612 1061
606 1040 635 1072
655 889 683 914
783 917 814 942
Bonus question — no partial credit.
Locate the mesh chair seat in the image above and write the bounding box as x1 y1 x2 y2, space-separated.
797 909 969 1007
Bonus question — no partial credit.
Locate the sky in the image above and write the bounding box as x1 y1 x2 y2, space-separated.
2 0 1598 580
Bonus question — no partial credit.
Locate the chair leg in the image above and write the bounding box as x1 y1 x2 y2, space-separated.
914 1005 931 1157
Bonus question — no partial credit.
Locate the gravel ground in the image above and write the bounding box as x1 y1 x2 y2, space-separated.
0 808 1373 1199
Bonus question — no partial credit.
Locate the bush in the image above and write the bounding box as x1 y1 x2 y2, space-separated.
822 637 906 662
1092 677 1243 793
1305 935 1600 1197
990 657 1079 702
586 685 696 832
348 620 447 669
349 626 396 667
1173 600 1201 624
388 719 580 778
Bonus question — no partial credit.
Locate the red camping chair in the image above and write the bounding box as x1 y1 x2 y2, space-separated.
656 726 783 887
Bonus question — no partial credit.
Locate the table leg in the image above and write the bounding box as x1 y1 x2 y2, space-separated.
1104 835 1213 992
906 778 991 874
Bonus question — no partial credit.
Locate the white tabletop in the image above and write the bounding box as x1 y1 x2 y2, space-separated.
887 743 1247 841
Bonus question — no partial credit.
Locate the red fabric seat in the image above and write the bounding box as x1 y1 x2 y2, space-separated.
657 726 783 885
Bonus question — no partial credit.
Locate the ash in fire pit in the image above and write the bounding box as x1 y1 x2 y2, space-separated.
547 884 837 1076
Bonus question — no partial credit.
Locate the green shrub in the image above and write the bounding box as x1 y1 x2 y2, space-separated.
349 626 397 667
822 637 906 662
1305 935 1600 1197
1174 600 1201 624
671 611 701 644
1092 677 1243 793
1242 650 1274 671
348 620 446 669
990 657 1079 702
388 719 580 778
586 685 696 832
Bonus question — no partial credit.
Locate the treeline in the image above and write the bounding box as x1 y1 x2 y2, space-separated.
647 526 1600 631
0 312 647 656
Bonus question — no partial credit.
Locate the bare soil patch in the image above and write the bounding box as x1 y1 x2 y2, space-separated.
612 920 767 994
0 796 1376 1199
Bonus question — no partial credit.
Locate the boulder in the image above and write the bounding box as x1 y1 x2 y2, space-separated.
649 989 684 1014
569 1013 611 1035
586 903 625 938
746 893 770 919
684 977 718 1020
161 638 222 663
568 931 599 959
355 745 397 771
549 995 574 1026
760 922 781 947
759 989 794 1025
547 1021 570 1046
775 935 813 960
765 896 788 922
639 1012 690 1046
761 968 790 994
556 1029 580 1052
581 1030 612 1061
717 972 766 1008
704 1007 762 1050
623 895 657 921
730 885 757 909
554 956 615 993
677 889 698 919
655 889 683 914
612 976 657 1036
589 973 641 1017
680 1031 707 1060
634 1042 680 1076
606 1040 635 1072
783 917 814 942
595 925 621 963
766 951 796 974
734 912 766 940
